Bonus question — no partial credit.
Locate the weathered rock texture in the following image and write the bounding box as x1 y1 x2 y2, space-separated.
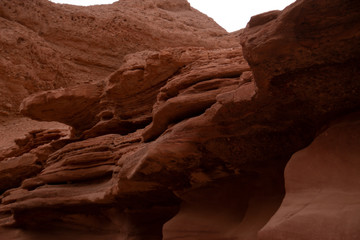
0 117 68 150
1 0 360 239
241 0 360 92
0 0 236 116
258 113 360 240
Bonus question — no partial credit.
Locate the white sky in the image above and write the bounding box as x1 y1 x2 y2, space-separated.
50 0 296 32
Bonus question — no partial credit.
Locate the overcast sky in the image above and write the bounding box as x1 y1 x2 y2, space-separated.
50 0 296 32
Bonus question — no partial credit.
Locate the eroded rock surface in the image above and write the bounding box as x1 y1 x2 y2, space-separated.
0 0 236 116
241 0 360 91
1 0 360 239
20 47 250 139
259 113 360 240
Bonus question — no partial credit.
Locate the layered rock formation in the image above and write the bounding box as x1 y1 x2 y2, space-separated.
0 0 236 116
1 0 360 239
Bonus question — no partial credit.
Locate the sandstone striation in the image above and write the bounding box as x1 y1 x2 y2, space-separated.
0 0 236 116
1 0 360 239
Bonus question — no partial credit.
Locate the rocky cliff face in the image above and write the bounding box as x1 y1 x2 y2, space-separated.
0 0 235 117
1 0 360 239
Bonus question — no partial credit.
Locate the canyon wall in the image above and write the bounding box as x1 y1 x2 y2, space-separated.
0 0 236 116
0 0 360 239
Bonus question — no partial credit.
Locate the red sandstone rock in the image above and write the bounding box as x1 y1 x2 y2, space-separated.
0 0 237 116
0 128 70 194
19 83 104 136
0 130 179 238
258 113 360 240
0 117 69 151
1 0 360 239
240 0 360 91
20 47 249 138
142 48 250 141
0 153 42 194
0 129 69 161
